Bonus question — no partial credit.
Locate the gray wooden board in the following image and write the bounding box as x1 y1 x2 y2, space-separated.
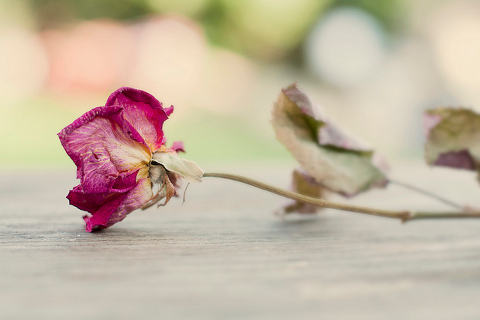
1 164 480 319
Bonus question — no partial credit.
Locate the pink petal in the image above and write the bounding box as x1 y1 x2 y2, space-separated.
106 87 173 151
170 141 185 153
58 106 150 192
82 177 153 232
164 105 174 116
83 194 128 232
67 170 138 214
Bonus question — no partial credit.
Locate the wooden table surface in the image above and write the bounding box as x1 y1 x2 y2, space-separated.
2 164 480 319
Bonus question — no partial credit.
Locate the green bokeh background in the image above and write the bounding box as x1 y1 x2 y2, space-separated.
0 0 425 169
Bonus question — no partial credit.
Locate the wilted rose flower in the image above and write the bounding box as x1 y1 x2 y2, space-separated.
58 87 203 232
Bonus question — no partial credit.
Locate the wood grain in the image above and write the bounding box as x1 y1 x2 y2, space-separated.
1 164 480 319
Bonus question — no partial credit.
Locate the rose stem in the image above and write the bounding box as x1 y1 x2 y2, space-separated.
389 179 464 210
202 172 480 222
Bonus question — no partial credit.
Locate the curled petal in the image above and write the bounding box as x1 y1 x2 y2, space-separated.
164 105 174 116
171 141 185 153
106 87 173 151
67 170 139 214
83 178 153 232
58 106 150 192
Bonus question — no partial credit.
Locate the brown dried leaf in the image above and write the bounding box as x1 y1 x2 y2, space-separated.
282 169 326 214
272 83 388 197
425 107 480 175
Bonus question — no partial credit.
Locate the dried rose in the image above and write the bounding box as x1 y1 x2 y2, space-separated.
58 87 202 232
272 83 388 199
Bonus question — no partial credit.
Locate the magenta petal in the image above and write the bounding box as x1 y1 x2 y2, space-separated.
171 141 185 153
83 194 128 232
58 106 149 191
111 171 139 188
164 105 174 116
106 87 172 151
58 106 121 182
82 178 153 232
67 185 114 214
67 171 139 214
106 87 165 110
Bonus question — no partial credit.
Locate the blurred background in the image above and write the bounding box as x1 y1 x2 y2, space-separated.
1 0 479 170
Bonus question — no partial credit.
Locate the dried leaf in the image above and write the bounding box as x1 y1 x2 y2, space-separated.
272 83 388 196
424 107 480 174
282 169 326 214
